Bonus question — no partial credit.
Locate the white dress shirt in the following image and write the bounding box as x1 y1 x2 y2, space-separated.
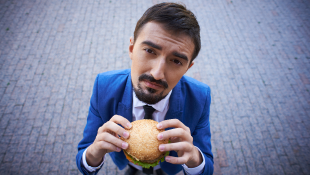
82 90 205 174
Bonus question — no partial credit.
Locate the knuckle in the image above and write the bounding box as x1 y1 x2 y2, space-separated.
189 137 193 143
188 142 194 151
180 143 187 150
176 158 182 164
172 119 179 124
100 141 108 149
175 158 181 164
101 132 109 138
183 157 189 164
173 158 178 164
111 115 119 119
107 144 116 151
101 141 117 152
186 126 190 133
164 120 171 126
116 126 124 135
109 144 116 151
181 128 187 136
97 126 102 134
117 142 123 149
168 119 175 125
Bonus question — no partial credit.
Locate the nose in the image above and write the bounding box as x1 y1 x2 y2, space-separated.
150 57 165 80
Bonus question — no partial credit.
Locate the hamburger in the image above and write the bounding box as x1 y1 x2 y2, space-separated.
121 119 169 168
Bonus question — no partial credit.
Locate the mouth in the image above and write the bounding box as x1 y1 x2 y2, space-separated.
138 74 169 92
143 80 164 90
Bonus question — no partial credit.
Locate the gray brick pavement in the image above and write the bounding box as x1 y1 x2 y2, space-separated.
0 0 309 174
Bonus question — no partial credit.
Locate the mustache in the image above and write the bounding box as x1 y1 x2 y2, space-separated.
138 74 168 89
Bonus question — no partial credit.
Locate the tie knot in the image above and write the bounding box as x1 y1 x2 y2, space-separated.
143 105 156 120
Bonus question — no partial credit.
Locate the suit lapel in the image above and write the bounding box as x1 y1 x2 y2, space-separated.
116 73 133 122
165 80 184 121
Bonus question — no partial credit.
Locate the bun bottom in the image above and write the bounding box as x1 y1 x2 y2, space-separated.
124 151 138 165
124 150 169 169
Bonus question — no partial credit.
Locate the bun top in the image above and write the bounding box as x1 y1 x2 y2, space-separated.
121 119 168 161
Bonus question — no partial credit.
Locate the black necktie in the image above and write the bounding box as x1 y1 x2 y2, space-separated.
143 105 156 120
142 105 155 174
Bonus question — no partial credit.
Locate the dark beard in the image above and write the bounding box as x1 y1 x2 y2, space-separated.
133 74 168 104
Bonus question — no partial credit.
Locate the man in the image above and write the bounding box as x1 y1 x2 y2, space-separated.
76 2 213 175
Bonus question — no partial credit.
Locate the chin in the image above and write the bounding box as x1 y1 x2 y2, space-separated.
134 87 167 105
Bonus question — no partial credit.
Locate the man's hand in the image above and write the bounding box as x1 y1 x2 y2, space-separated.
86 115 132 167
157 119 203 168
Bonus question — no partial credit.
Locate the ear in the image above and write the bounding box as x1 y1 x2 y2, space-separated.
129 37 134 60
187 62 194 70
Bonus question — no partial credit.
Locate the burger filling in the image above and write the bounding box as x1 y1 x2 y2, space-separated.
124 151 169 168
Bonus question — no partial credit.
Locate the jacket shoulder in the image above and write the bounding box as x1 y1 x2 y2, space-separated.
180 75 211 96
97 69 130 79
96 69 130 87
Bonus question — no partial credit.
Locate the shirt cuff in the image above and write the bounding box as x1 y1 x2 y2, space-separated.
82 147 105 172
182 146 205 175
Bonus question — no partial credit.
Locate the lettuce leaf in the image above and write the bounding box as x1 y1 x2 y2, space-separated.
126 151 170 168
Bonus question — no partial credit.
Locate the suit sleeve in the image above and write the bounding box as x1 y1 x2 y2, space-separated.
76 75 104 175
192 86 213 175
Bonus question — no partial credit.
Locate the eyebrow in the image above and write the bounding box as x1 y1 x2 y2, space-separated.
141 40 189 62
141 40 162 50
173 51 189 62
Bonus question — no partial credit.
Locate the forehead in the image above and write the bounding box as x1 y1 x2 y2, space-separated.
135 22 195 57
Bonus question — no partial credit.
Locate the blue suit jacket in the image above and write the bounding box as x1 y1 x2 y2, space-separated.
76 69 213 175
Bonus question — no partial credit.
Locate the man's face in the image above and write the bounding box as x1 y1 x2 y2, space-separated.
129 22 194 104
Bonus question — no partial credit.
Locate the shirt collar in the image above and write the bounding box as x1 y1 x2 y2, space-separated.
133 90 172 112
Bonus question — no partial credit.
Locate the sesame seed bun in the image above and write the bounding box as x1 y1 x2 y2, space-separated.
121 119 169 165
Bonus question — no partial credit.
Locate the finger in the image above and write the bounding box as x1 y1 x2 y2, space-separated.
165 155 188 165
98 120 130 139
96 132 129 150
157 119 190 133
158 128 192 142
158 142 192 152
98 115 132 133
97 140 122 153
110 115 132 129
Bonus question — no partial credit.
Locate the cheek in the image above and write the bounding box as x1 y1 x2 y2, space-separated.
166 71 184 88
132 53 144 70
133 54 152 73
131 53 149 84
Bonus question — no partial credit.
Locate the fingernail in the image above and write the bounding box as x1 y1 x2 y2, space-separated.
159 145 165 151
157 123 162 129
122 142 128 149
126 122 132 128
123 131 129 138
158 133 163 140
165 157 170 162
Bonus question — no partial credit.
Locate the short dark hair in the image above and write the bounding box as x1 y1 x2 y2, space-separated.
134 2 201 63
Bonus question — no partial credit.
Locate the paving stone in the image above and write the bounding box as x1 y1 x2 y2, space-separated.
230 132 241 149
0 162 11 174
234 148 245 167
0 0 310 174
244 157 257 175
213 158 222 175
217 148 229 167
3 151 14 162
262 156 276 174
16 135 28 153
297 155 310 174
238 166 248 175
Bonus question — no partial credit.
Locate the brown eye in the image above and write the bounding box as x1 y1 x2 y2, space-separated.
173 59 182 65
145 48 154 54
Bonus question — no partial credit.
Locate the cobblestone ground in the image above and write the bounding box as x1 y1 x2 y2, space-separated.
0 0 309 174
